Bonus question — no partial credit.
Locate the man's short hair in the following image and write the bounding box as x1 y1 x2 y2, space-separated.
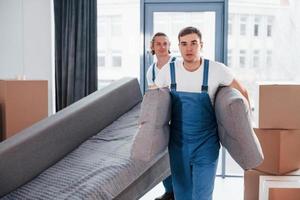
151 32 171 55
178 26 202 42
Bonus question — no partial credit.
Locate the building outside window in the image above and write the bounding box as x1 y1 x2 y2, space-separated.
98 15 122 69
228 0 300 176
97 0 140 89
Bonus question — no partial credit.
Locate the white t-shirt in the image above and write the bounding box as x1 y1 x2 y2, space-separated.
146 56 176 86
155 58 234 104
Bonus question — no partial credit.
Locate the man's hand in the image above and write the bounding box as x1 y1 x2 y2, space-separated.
148 84 159 89
229 79 251 109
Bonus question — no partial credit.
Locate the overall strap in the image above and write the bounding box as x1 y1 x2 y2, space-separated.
152 63 156 82
201 59 209 92
170 61 176 91
171 56 176 62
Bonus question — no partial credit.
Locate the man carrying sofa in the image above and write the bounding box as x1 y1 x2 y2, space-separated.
154 26 250 200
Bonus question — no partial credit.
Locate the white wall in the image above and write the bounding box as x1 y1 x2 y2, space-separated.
0 0 23 76
0 0 54 114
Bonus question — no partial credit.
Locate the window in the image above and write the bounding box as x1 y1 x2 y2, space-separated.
254 24 259 36
240 15 247 36
267 16 274 37
253 50 260 68
97 1 140 90
254 16 261 37
111 16 122 37
267 24 272 37
227 0 300 178
239 50 246 68
112 51 122 67
97 15 122 69
240 24 246 36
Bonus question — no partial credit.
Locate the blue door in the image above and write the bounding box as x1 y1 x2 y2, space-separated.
141 0 228 177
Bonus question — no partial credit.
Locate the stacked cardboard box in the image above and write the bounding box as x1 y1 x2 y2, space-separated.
244 170 300 200
258 84 300 130
254 128 300 175
244 170 268 200
0 80 48 140
269 188 300 200
244 83 300 200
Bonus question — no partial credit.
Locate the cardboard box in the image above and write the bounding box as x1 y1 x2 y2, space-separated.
269 188 300 200
0 80 48 140
244 170 300 200
244 170 270 200
254 128 300 175
259 83 300 129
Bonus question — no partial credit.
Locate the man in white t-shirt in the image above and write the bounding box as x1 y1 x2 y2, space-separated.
146 32 175 200
155 27 249 200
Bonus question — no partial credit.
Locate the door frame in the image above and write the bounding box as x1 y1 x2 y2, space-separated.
140 0 229 178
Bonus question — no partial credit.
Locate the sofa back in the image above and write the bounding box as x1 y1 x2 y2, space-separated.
0 77 142 197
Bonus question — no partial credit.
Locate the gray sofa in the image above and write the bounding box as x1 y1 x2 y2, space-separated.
0 78 171 200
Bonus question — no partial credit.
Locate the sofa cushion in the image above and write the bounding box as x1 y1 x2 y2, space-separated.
131 87 171 162
215 87 264 170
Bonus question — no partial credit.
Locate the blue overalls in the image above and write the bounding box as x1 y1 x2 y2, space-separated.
168 59 220 200
152 56 176 193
